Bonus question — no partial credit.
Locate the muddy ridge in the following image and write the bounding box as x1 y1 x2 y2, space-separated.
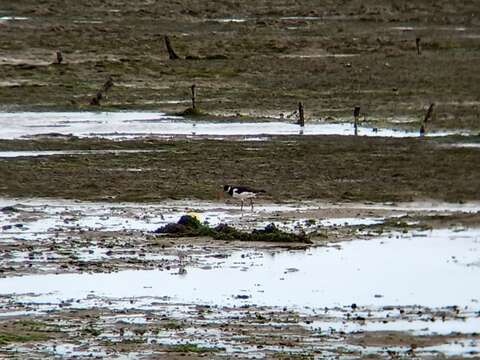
0 136 479 202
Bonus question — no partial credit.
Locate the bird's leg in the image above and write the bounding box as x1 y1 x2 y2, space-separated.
240 200 244 212
250 198 254 211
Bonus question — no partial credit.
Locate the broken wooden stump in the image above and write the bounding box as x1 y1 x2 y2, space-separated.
424 103 435 123
419 103 434 136
353 106 360 136
89 91 103 106
297 102 305 127
102 76 114 93
55 51 63 65
178 85 203 116
89 76 114 106
416 37 421 55
164 35 180 60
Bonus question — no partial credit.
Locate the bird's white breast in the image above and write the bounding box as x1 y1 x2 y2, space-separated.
232 190 256 199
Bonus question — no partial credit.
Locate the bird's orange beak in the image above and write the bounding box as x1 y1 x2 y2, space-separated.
217 191 225 200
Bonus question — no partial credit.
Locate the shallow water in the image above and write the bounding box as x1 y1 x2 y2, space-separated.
1 229 479 309
0 16 29 21
0 149 165 158
448 143 480 149
0 111 459 139
422 340 479 358
207 18 248 23
390 25 467 32
333 201 480 214
309 315 480 336
0 198 323 240
2 198 479 244
348 340 479 359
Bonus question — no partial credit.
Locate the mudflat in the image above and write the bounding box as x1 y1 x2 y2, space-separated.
1 1 480 131
0 136 479 202
1 1 480 359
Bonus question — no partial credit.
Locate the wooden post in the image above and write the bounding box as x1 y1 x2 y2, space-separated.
90 76 114 106
420 103 434 136
89 91 102 106
191 84 196 110
353 106 360 136
424 103 434 123
164 35 180 60
102 76 114 93
298 102 305 127
56 51 63 65
416 37 421 56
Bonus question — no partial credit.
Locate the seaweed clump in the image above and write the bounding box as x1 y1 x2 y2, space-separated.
155 215 214 237
154 215 310 243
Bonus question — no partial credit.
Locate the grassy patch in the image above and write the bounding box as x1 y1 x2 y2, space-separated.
274 353 314 360
0 332 51 345
0 319 60 345
167 343 223 353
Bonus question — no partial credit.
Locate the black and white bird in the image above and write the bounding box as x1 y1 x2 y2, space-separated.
223 185 266 211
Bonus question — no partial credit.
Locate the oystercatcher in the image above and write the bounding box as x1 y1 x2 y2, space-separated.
223 185 266 211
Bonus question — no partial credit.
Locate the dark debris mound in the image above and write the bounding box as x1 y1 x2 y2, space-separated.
0 206 19 213
154 215 214 237
154 215 310 243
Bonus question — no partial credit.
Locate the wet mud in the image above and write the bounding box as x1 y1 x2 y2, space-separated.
1 1 480 358
1 1 480 131
0 136 479 203
1 198 479 358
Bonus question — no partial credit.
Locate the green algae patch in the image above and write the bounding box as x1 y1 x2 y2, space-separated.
155 215 311 243
167 343 224 353
154 215 214 237
0 332 50 345
0 320 59 345
0 319 61 346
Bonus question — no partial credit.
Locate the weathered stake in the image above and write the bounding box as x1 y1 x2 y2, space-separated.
56 51 63 65
298 102 305 127
420 103 435 136
353 106 360 136
191 84 196 109
90 91 103 106
424 103 434 123
164 35 180 60
89 76 114 106
102 76 114 94
416 37 421 56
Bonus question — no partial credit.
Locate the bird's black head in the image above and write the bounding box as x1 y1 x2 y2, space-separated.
223 185 230 192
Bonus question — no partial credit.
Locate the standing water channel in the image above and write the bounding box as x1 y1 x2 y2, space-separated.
0 111 460 139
